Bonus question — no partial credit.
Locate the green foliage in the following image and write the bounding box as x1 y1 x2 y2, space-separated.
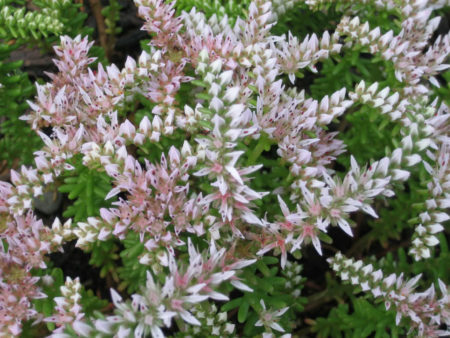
26 265 107 336
31 266 65 332
377 235 450 283
117 232 148 294
435 70 450 105
362 178 425 248
89 239 120 282
222 257 306 336
0 4 63 40
338 104 397 167
312 298 402 338
0 55 40 165
175 0 251 23
58 156 114 222
310 51 391 98
235 133 294 218
272 2 341 37
0 0 91 166
80 287 109 316
102 0 122 36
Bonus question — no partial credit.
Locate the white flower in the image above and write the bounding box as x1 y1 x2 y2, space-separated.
255 300 289 333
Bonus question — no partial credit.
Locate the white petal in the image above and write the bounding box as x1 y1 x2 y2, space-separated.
110 289 122 306
223 87 240 102
183 294 209 303
241 212 263 226
179 310 201 325
231 280 253 292
361 204 378 218
274 307 289 317
186 283 206 294
311 236 323 255
337 219 353 236
270 322 285 332
225 165 243 184
150 326 165 338
207 291 229 301
216 175 228 195
210 271 235 284
278 195 290 217
73 321 92 337
231 259 257 269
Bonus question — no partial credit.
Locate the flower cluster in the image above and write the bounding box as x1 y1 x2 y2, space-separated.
75 239 255 337
329 252 450 337
410 140 450 260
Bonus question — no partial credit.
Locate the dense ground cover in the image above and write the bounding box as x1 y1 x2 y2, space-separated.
0 0 449 337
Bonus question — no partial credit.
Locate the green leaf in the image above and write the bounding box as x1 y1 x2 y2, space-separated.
238 300 249 323
222 297 242 312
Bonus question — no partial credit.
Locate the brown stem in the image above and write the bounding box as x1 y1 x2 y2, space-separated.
88 0 110 60
303 289 333 313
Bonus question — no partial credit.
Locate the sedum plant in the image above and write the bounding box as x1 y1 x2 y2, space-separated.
0 0 449 337
0 0 91 166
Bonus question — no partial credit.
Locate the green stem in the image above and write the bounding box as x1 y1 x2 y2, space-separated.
246 132 275 165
